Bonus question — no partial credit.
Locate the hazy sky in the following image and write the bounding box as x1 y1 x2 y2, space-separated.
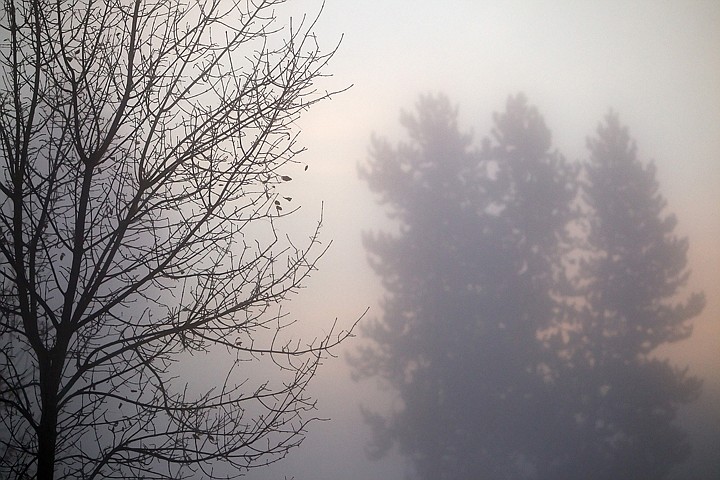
249 1 720 478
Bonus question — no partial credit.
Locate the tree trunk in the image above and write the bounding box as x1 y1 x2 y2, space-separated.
36 357 61 480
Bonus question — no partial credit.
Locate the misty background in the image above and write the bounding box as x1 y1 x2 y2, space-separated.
238 1 719 479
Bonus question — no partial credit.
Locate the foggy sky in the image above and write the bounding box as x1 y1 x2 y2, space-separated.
247 1 720 479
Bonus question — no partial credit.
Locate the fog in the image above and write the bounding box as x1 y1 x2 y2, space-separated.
245 1 720 479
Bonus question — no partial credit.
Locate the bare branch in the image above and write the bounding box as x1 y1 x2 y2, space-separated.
0 1 353 479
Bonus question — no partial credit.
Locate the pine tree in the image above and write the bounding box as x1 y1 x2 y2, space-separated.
352 94 577 479
555 114 705 479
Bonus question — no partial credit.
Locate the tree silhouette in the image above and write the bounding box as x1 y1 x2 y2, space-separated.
0 1 352 479
352 97 705 480
351 94 577 479
550 114 706 479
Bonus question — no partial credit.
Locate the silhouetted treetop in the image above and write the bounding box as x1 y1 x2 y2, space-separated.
582 113 705 355
542 113 705 480
353 94 578 480
352 95 704 480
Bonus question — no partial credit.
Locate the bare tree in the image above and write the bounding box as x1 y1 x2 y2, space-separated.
0 0 352 479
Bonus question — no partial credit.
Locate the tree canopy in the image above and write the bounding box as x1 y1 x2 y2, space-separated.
352 94 704 480
551 114 705 479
